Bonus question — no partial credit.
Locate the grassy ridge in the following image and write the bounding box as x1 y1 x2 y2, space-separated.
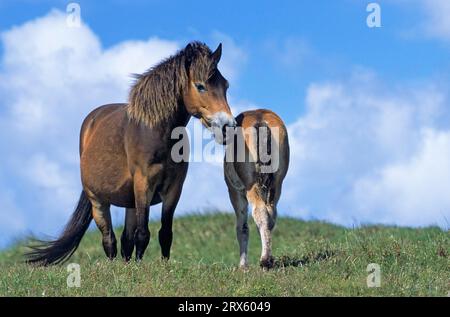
0 213 448 296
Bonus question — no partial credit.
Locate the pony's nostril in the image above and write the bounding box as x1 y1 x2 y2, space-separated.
222 121 236 138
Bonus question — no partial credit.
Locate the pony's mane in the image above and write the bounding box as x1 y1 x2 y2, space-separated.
127 41 215 127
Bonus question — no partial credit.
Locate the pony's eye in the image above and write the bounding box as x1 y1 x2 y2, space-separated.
195 83 207 93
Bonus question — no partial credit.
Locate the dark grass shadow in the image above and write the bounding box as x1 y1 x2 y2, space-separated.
273 250 336 268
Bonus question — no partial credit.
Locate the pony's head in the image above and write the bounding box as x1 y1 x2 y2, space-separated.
182 42 236 133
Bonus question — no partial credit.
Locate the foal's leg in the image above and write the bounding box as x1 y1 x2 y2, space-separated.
248 187 276 269
121 208 137 262
228 186 249 268
90 200 117 260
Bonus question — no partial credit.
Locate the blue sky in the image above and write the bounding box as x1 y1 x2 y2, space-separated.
2 0 449 120
0 0 449 247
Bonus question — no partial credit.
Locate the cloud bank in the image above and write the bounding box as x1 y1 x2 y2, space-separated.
283 73 450 227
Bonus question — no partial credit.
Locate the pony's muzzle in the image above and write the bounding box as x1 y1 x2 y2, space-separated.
206 112 236 144
210 111 236 130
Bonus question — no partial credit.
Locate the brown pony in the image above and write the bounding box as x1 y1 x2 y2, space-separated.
224 109 289 269
27 42 236 265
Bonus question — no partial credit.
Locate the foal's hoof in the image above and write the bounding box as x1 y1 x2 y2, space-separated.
239 264 250 272
260 256 275 270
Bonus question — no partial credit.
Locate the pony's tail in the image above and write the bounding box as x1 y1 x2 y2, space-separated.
254 122 274 203
26 191 93 266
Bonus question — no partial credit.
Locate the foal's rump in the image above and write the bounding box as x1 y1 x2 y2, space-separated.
246 120 274 202
227 109 289 202
237 109 288 168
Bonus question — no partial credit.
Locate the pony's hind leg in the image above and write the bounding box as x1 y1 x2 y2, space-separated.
90 200 117 260
121 208 137 262
228 186 249 268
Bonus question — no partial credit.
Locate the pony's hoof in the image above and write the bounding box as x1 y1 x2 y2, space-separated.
122 255 132 263
135 255 144 263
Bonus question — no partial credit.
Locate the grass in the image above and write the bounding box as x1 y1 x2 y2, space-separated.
0 213 448 296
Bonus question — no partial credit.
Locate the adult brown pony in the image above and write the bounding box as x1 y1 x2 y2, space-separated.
27 42 236 265
224 109 289 269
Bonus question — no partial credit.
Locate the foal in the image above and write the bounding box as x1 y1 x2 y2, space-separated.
224 109 289 269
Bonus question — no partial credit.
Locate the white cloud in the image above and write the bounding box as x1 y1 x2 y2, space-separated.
419 0 450 40
353 129 450 226
0 10 178 136
281 72 450 227
396 0 450 42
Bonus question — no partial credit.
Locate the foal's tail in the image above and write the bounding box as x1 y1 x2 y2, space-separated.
26 191 93 266
254 122 274 203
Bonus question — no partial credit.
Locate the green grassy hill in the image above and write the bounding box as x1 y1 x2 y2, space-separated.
0 213 448 296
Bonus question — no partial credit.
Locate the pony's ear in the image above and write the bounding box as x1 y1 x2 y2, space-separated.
184 43 194 77
210 43 222 67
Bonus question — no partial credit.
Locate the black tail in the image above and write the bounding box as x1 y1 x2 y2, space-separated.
254 122 274 203
26 191 93 266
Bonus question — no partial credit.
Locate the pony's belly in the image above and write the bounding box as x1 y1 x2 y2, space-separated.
81 165 135 207
101 180 135 208
80 142 135 207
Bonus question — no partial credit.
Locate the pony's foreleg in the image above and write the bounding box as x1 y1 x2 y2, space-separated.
133 170 156 261
159 164 188 260
228 186 249 268
134 204 150 261
121 208 137 262
159 189 180 260
90 200 117 260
